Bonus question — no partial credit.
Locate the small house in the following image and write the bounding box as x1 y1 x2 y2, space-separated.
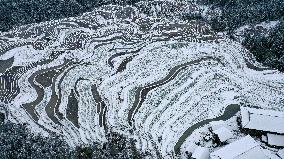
266 133 284 147
209 120 226 132
191 146 209 159
240 107 284 135
210 135 270 159
209 120 233 144
213 127 233 143
240 107 284 148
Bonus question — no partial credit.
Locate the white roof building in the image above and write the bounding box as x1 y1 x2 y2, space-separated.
210 135 270 159
277 149 284 159
209 120 233 143
213 127 233 142
192 146 209 159
209 120 227 131
267 133 284 147
241 107 284 134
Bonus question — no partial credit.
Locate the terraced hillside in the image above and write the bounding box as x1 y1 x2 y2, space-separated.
0 4 284 158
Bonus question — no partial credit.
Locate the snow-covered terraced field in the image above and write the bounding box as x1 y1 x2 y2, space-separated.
0 5 284 158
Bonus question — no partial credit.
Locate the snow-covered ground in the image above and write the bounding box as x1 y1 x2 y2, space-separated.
0 4 284 158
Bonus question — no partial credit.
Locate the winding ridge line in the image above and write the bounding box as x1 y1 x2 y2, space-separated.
244 59 272 71
0 57 13 74
0 69 19 103
0 41 32 56
174 104 240 154
91 84 107 128
0 62 44 103
44 62 81 125
116 55 137 73
128 65 187 125
50 64 79 123
128 57 221 125
66 78 95 128
66 89 79 128
108 47 144 68
23 61 71 122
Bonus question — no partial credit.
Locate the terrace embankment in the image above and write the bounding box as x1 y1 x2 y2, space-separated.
0 4 283 158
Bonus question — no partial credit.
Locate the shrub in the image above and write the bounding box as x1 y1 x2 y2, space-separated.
0 122 72 159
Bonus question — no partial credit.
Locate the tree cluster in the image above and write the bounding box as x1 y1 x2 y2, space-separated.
0 122 145 159
242 20 284 71
0 122 72 159
75 132 145 159
202 0 284 32
198 0 284 72
0 0 142 32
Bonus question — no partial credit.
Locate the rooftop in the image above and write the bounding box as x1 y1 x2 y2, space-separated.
267 133 284 147
241 107 284 134
210 135 269 159
277 149 284 159
213 127 233 142
209 120 226 131
192 146 209 159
